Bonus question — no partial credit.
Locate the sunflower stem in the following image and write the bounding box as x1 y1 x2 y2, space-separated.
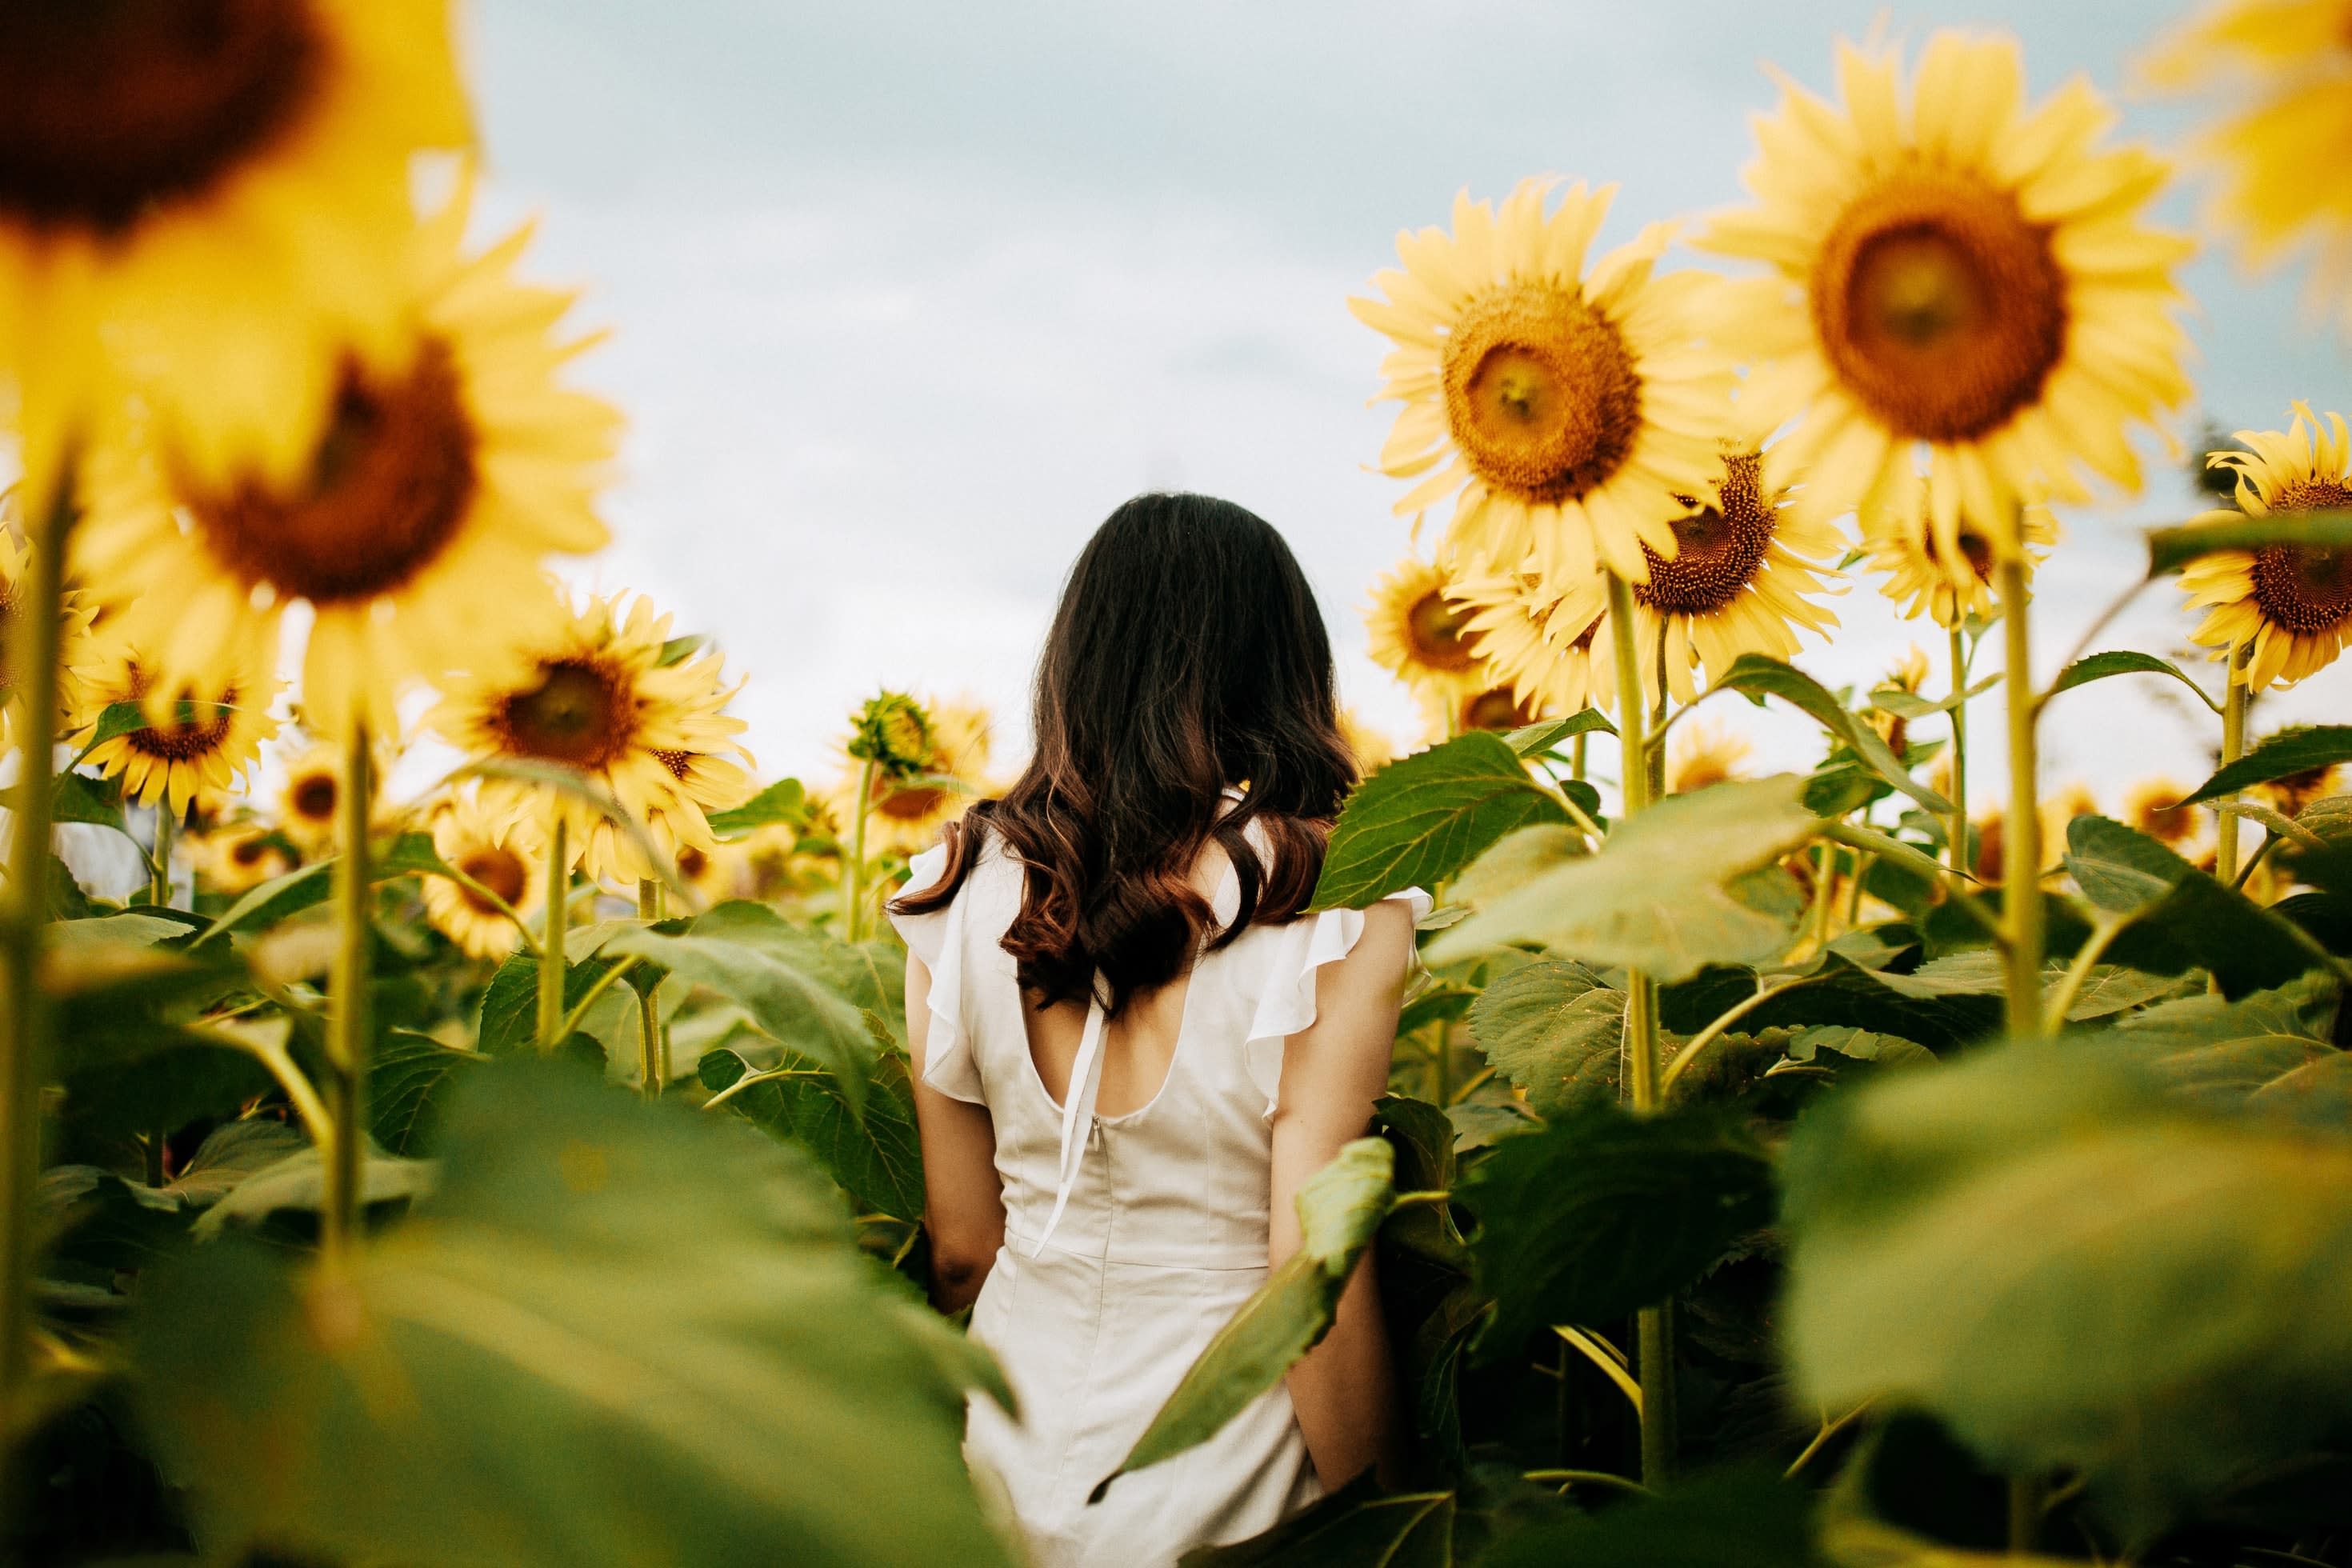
1996 556 2044 1045
2 469 71 1461
1570 730 1587 784
536 814 568 1053
322 725 374 1264
637 877 665 1099
150 805 174 909
1604 569 1675 1488
2216 646 2251 890
1947 626 1970 881
844 758 875 942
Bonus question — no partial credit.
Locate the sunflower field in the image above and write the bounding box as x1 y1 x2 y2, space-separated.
6 2 2352 1566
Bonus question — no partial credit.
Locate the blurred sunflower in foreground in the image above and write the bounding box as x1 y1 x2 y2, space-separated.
1546 447 1842 703
70 636 282 817
1699 30 2191 557
1365 556 1484 714
2179 404 2352 687
422 786 542 961
1865 494 2059 628
431 591 753 883
0 528 97 744
0 0 469 505
2142 1 2352 325
1351 178 1735 581
75 181 620 737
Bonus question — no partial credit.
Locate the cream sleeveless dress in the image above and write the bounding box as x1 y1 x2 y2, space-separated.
892 835 1428 1568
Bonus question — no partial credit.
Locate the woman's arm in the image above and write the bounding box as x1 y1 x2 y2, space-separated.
906 952 1006 1313
1270 898 1415 1490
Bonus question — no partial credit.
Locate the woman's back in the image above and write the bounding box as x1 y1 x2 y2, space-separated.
892 833 1424 1565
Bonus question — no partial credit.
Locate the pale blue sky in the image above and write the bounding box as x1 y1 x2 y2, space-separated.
465 0 2349 806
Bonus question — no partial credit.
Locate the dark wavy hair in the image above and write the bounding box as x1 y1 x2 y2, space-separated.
889 492 1355 1015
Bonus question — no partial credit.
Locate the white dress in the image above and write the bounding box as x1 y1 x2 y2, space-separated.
891 836 1429 1568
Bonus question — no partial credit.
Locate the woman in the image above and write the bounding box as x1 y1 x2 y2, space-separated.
889 493 1424 1566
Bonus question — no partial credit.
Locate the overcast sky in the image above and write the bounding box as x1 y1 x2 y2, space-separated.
464 0 2349 807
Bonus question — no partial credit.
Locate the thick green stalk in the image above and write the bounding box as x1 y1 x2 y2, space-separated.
536 814 568 1053
322 726 374 1262
150 804 174 909
2215 648 2251 889
637 877 665 1099
843 758 875 942
1947 626 1970 880
2 475 70 1437
1996 559 2044 1042
1604 570 1674 1486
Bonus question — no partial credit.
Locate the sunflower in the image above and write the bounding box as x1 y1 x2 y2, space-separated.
74 178 621 738
2142 2 2352 324
192 820 298 894
1351 178 1736 581
842 696 992 857
1543 448 1842 703
0 1 469 506
1869 643 1935 753
1365 555 1486 710
2261 760 2342 818
421 786 543 962
1698 30 2193 558
1441 682 1546 743
1444 567 1614 721
2125 776 2201 846
278 742 346 854
70 636 281 818
0 526 98 744
670 836 751 906
428 590 754 883
2179 405 2352 688
1668 718 1754 794
1863 492 2059 628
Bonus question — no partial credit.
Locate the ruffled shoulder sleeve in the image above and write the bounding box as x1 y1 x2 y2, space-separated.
1240 886 1432 1118
886 843 986 1105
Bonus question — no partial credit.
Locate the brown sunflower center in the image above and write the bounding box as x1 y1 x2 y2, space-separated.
2251 542 2352 634
497 658 634 769
1813 169 2066 443
290 772 337 822
1461 686 1538 732
675 845 709 882
0 0 322 235
1440 284 1642 503
456 846 528 914
873 777 947 822
230 834 270 868
1405 588 1478 672
1634 453 1775 616
1955 530 1995 584
124 692 238 762
186 338 478 606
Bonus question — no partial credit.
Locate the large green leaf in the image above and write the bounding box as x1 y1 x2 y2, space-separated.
2066 814 2337 997
1466 958 1624 1114
1709 655 1952 816
2146 507 2352 575
475 950 630 1057
606 906 882 1112
370 1031 488 1157
1427 777 1818 982
2179 725 2352 807
1310 733 1567 910
133 1059 1011 1567
2110 974 2350 1129
1782 1042 2352 1542
1460 1106 1776 1357
1481 1466 1825 1567
2042 650 2218 713
1095 1138 1396 1499
698 1045 925 1221
694 902 908 1043
1735 953 2000 1053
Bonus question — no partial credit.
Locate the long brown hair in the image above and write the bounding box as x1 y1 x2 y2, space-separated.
890 493 1354 1015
